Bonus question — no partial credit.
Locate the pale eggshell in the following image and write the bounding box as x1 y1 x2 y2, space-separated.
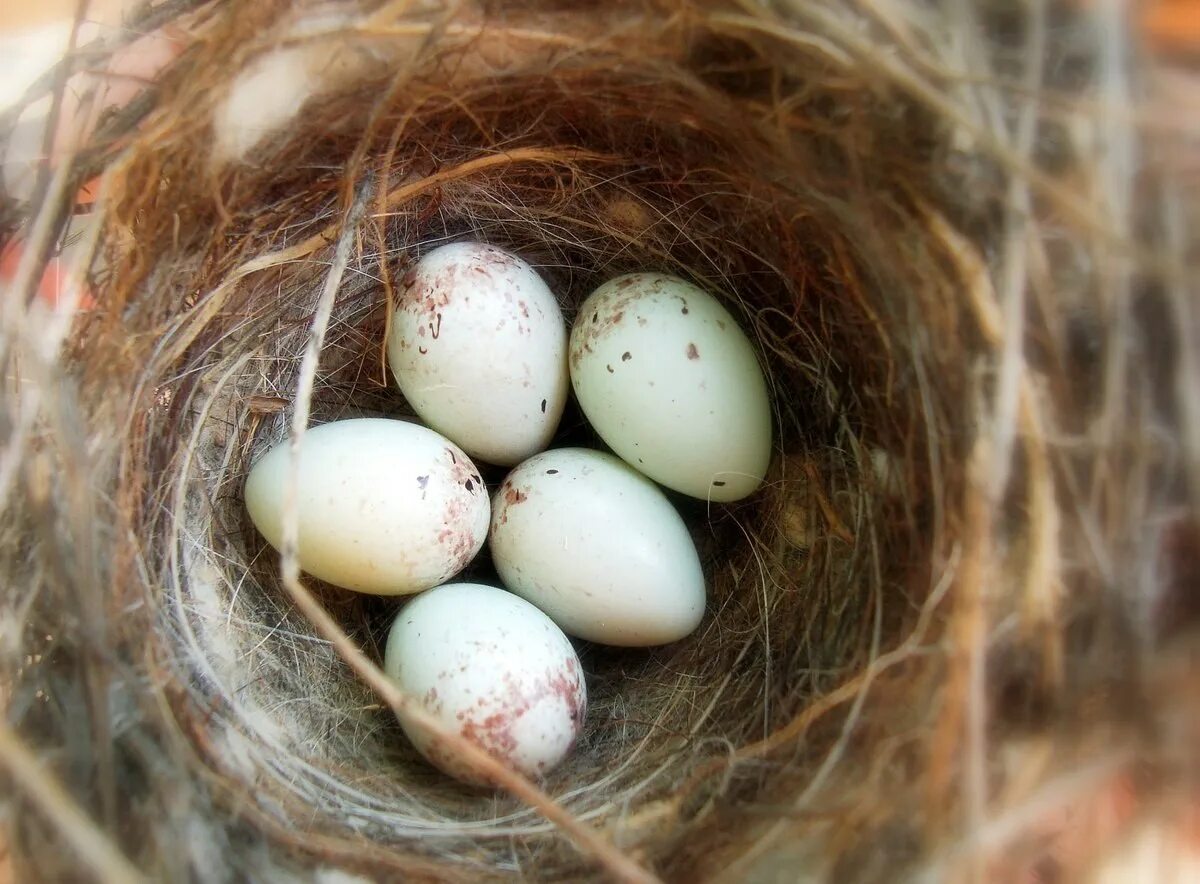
489 448 705 646
387 242 568 466
244 419 488 595
569 272 772 501
384 583 586 785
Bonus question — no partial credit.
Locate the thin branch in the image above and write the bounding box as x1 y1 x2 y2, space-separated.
272 183 659 884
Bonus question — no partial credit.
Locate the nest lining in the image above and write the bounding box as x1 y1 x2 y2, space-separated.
3 1 1194 882
155 73 923 868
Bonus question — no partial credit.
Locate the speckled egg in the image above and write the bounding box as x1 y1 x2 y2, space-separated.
387 242 568 466
490 448 706 646
384 583 587 785
569 272 773 501
244 419 488 595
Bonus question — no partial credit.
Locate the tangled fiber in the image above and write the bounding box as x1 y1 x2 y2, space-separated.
2 0 1197 881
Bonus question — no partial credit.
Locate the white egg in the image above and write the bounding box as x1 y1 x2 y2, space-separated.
387 242 568 466
244 419 488 595
384 583 586 785
489 448 705 646
569 272 772 501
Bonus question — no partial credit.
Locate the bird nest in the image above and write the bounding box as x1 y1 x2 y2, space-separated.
2 1 1196 881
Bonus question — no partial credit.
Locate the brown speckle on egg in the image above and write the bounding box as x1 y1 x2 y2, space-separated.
423 686 443 714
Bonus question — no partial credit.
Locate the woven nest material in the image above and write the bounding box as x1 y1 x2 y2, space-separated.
2 1 1197 881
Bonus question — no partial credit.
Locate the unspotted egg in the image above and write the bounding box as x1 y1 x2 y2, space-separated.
384 583 587 785
490 448 706 646
569 272 772 501
244 419 488 595
388 242 568 466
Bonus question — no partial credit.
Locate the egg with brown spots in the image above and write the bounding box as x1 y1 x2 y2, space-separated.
244 419 488 595
569 272 773 501
384 583 586 786
490 448 706 646
387 242 568 467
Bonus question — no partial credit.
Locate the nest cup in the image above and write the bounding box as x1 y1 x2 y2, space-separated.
5 1 1193 882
